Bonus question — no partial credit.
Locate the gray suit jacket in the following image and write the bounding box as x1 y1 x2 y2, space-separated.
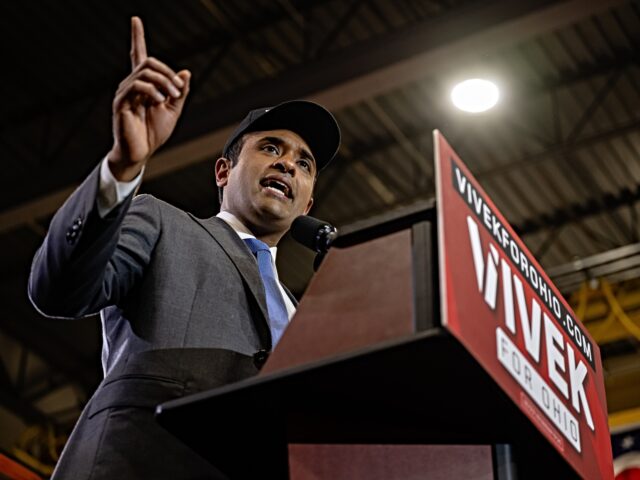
29 164 290 479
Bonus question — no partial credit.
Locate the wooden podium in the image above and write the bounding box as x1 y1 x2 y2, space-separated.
156 201 582 479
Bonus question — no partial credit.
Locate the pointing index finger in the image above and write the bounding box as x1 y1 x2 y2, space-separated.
130 16 147 70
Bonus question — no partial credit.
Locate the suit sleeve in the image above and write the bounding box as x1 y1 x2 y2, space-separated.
28 163 161 319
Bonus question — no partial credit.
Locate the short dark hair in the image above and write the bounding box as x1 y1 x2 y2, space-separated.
217 135 246 204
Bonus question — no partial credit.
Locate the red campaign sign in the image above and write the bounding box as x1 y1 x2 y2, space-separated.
434 131 613 480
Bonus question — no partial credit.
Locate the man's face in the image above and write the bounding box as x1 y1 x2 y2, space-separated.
216 129 316 240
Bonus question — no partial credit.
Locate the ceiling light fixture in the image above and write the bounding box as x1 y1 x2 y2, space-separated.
451 78 500 113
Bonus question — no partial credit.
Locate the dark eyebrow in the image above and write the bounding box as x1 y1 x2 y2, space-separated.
259 136 316 166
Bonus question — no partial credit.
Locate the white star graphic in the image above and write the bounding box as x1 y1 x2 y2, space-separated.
621 435 635 450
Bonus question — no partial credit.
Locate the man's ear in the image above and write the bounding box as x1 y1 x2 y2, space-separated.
304 197 314 215
215 157 232 187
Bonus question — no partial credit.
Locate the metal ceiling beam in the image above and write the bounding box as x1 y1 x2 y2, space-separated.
168 0 622 145
0 0 625 234
547 243 640 277
324 113 640 238
0 388 51 426
1 0 334 130
477 117 640 179
0 308 100 394
534 49 640 93
514 184 640 236
0 349 53 425
318 115 640 205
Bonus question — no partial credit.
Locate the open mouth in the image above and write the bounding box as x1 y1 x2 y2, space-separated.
260 177 292 199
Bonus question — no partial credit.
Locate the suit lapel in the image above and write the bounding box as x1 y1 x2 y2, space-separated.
187 214 273 350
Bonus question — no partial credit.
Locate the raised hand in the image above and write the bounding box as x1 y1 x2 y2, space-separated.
108 17 191 181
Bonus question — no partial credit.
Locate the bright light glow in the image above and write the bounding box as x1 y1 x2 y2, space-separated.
451 79 500 113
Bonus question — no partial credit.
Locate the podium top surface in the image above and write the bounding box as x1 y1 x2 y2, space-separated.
157 328 579 479
333 198 435 248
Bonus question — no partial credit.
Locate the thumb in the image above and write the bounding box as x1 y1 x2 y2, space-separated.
168 70 191 111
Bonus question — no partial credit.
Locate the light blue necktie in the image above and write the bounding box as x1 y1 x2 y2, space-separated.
243 238 289 347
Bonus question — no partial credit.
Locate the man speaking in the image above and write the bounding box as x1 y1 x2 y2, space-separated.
28 16 340 479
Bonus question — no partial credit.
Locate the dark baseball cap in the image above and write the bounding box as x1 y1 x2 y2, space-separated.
222 100 341 172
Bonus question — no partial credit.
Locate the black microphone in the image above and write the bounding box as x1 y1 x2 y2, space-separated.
290 216 337 270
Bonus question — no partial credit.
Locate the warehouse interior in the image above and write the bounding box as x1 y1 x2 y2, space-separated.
0 0 639 476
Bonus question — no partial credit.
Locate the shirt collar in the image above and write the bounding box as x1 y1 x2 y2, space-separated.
216 210 278 260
